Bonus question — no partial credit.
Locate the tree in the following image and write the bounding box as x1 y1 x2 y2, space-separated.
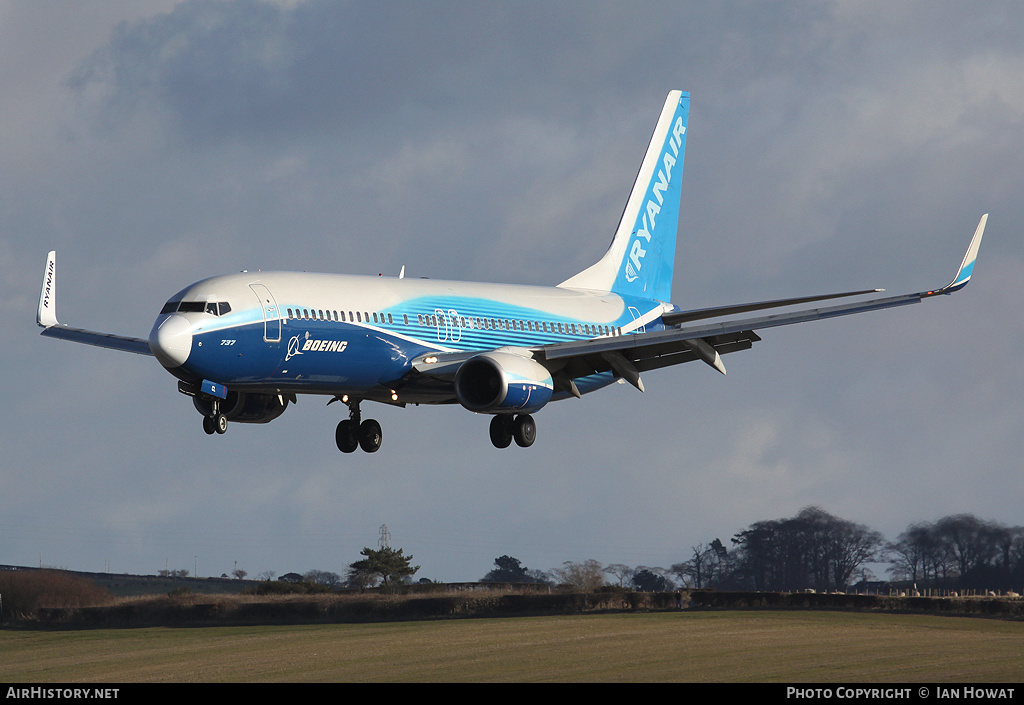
232 568 248 580
303 569 341 587
827 515 884 590
347 547 419 588
551 560 605 592
631 567 673 592
157 568 189 579
672 541 728 589
889 515 1024 591
480 555 532 583
604 564 633 587
727 507 882 592
888 524 934 582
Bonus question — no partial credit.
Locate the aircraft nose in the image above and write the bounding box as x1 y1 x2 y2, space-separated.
150 314 193 368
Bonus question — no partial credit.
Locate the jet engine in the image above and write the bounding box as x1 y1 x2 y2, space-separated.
193 391 290 424
454 351 553 414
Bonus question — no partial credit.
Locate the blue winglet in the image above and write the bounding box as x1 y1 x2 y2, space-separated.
927 214 987 296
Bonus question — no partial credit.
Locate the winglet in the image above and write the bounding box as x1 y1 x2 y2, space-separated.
37 250 59 328
925 214 987 296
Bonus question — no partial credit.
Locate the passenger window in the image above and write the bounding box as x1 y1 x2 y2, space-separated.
388 313 394 325
403 314 408 325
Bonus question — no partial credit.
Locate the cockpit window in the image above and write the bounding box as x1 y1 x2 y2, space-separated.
163 301 233 316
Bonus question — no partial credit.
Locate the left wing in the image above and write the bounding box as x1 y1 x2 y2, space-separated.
538 214 988 389
36 251 154 356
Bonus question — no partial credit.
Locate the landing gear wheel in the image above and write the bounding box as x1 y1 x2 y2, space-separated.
214 413 228 434
336 419 358 453
489 415 513 449
513 414 536 448
358 419 382 453
203 415 216 435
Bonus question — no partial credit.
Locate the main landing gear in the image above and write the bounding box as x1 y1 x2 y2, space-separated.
489 414 536 449
335 398 382 453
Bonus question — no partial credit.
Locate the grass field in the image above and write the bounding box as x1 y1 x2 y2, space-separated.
2 611 1023 682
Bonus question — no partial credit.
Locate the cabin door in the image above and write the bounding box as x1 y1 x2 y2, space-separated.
250 283 282 343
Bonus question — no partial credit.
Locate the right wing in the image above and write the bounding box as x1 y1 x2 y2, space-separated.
36 251 154 356
537 214 988 390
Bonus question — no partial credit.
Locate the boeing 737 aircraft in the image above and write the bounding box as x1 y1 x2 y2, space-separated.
37 91 987 453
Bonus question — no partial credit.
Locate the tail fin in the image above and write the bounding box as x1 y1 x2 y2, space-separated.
559 90 689 302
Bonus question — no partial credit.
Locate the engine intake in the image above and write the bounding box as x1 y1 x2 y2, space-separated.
454 352 553 413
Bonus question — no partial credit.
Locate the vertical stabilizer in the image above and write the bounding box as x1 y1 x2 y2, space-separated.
558 90 689 302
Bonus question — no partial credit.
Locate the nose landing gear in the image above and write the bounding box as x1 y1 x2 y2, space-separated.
202 399 228 435
334 398 382 453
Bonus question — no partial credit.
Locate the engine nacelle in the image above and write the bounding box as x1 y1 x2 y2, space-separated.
454 351 553 413
193 391 290 424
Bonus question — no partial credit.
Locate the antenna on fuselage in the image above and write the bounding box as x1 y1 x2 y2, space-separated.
399 265 405 279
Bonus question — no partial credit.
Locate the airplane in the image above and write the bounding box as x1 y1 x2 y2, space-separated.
36 90 987 454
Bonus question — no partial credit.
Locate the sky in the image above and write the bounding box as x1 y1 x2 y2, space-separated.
1 0 1022 583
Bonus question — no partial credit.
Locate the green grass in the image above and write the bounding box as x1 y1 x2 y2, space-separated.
2 611 1023 682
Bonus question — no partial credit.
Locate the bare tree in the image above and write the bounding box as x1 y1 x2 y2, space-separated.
604 563 633 587
551 560 605 592
303 569 341 587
